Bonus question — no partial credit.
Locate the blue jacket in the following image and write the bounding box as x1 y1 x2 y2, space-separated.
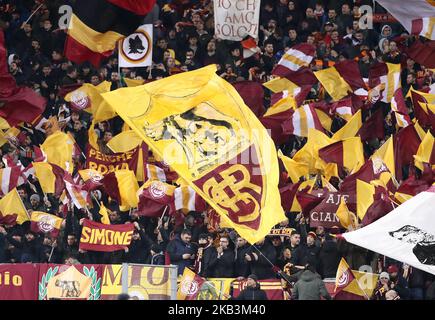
166 236 198 275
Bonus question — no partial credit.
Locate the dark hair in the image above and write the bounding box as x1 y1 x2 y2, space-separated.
181 229 192 236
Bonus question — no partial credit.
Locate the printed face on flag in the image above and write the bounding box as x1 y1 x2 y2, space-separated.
102 65 285 244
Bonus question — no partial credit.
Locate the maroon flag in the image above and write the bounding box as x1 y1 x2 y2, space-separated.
406 40 435 69
279 182 300 212
0 30 46 126
358 108 385 142
310 192 355 228
137 180 175 217
340 159 390 194
296 190 325 218
260 108 294 145
272 43 316 77
79 219 135 252
361 189 394 226
334 60 366 92
232 81 265 117
0 30 7 74
394 125 421 181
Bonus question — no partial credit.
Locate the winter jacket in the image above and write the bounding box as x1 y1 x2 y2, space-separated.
210 248 235 278
6 235 43 263
166 237 198 275
292 270 332 300
292 244 320 271
233 283 268 300
235 244 251 278
245 241 277 280
198 245 218 278
319 240 340 279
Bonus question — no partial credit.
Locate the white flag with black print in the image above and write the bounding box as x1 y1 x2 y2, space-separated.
343 186 435 275
119 24 153 68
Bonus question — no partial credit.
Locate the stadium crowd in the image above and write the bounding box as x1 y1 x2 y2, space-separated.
0 0 435 300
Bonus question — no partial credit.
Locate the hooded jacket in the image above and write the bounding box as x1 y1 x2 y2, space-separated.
292 270 332 300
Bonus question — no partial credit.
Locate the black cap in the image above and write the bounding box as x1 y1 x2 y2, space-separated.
247 274 258 282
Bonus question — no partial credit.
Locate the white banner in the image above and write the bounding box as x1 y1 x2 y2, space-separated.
343 186 435 275
119 24 153 68
214 0 261 41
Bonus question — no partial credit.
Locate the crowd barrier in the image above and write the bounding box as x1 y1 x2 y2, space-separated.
0 264 349 300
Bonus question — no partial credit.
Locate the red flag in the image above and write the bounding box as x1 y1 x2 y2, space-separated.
394 125 421 181
279 182 301 212
106 0 156 15
0 30 7 74
340 159 390 194
361 188 394 226
0 30 46 126
272 44 316 77
79 219 135 252
232 81 265 117
137 180 175 217
406 40 435 69
358 108 385 142
296 190 325 218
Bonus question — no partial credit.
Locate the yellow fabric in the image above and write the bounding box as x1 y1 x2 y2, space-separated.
263 77 299 93
136 146 145 182
107 130 142 153
314 67 353 101
65 82 116 122
177 268 200 300
335 258 368 298
371 136 395 177
40 131 74 173
356 179 375 220
68 14 123 53
262 96 296 117
33 162 57 194
385 63 401 102
99 203 111 225
352 271 379 298
414 131 434 171
332 109 362 140
343 137 365 172
336 197 358 230
30 211 63 229
124 78 146 87
413 120 427 141
88 120 100 151
0 188 29 224
394 191 413 204
315 109 332 132
293 129 336 174
0 127 20 147
115 170 139 208
0 117 10 130
278 150 308 183
103 65 285 244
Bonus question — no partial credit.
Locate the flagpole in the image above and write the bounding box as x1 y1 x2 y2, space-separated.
250 244 293 287
48 242 55 262
22 3 44 26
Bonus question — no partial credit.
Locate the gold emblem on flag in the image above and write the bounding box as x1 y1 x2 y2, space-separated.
203 165 261 224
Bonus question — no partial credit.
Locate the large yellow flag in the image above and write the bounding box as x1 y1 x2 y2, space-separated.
356 179 375 220
102 65 285 244
336 197 358 230
65 81 116 122
371 136 395 177
414 131 435 170
278 149 308 183
0 189 29 224
99 203 111 224
40 131 74 173
332 109 362 140
107 130 143 153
